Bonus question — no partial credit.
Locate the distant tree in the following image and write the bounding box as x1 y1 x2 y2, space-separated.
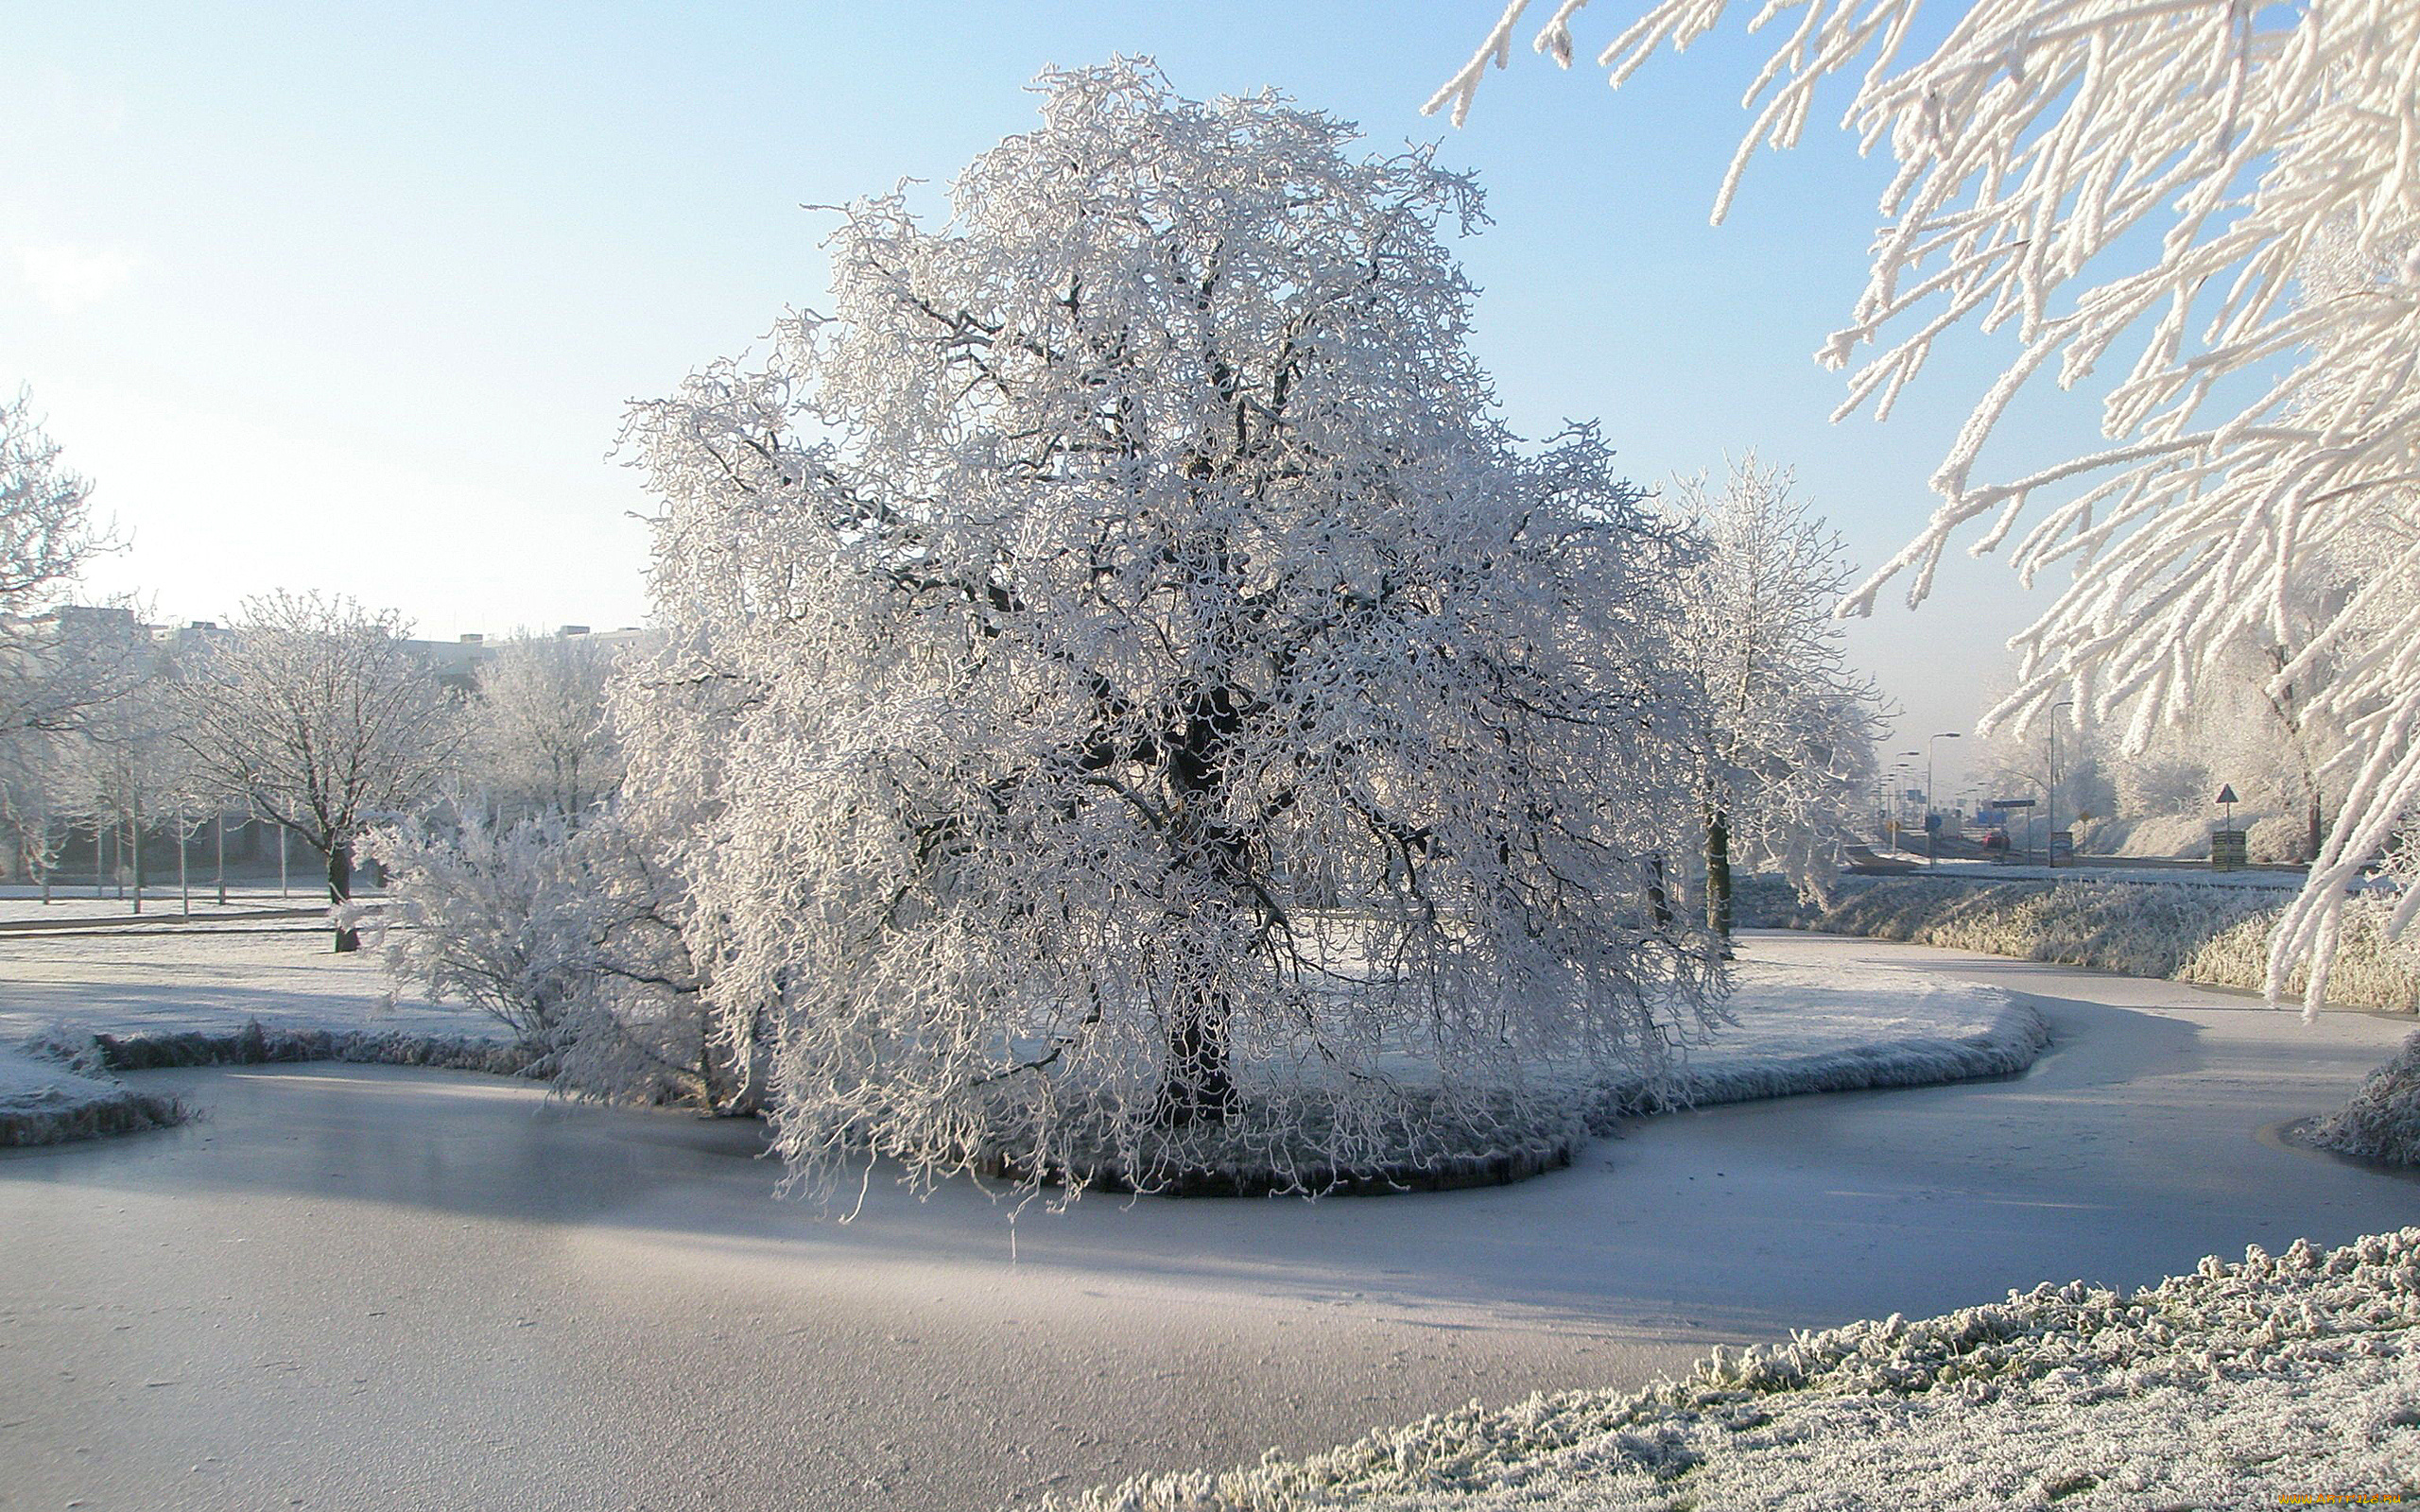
1430 0 2420 1006
1667 456 1882 937
0 393 148 887
0 387 109 610
622 60 1713 1198
170 593 460 952
464 634 624 820
0 727 73 890
0 391 145 748
59 676 210 911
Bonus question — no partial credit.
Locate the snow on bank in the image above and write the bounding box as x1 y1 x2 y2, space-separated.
1587 939 2047 1125
1742 874 2420 1012
0 927 493 1044
1063 1228 2420 1510
0 1036 182 1146
0 928 517 1144
981 937 2039 1194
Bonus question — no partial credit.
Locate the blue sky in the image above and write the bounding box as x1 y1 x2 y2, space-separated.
2 1 2130 795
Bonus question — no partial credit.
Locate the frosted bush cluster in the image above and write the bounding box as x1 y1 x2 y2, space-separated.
367 796 728 1109
2317 1031 2420 1168
1066 1228 2420 1509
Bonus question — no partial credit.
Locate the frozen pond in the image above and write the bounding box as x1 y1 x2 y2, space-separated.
6 933 2418 1510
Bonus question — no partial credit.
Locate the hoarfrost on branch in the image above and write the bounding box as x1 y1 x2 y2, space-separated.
1431 0 2420 1007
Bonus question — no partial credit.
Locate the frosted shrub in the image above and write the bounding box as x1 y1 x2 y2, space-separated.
2315 1032 2420 1167
369 808 594 1052
622 61 1717 1201
370 800 737 1109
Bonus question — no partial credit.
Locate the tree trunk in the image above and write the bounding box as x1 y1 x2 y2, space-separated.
1648 853 1673 932
2307 789 2325 865
1705 808 1733 941
1151 681 1252 1127
327 841 359 954
1154 996 1238 1127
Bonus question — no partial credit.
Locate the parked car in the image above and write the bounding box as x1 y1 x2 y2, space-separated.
1981 829 2011 851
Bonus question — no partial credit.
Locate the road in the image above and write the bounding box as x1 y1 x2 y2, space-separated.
5 932 2417 1511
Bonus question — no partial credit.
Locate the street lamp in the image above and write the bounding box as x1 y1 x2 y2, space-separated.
1886 754 1918 851
2048 699 2076 867
1927 732 1962 867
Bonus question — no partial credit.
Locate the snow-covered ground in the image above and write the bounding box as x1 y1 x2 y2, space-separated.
1748 872 2420 1012
1592 946 2044 1118
6 932 2417 1510
0 925 2036 1149
0 924 491 1045
1074 1228 2420 1509
1885 856 2314 890
0 880 350 924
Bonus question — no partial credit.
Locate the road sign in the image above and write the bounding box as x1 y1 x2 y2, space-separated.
2216 783 2238 804
1991 797 2037 809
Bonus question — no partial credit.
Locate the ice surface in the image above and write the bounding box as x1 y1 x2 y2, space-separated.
6 933 2417 1510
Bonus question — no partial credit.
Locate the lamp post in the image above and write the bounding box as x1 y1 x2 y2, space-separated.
1893 751 1920 852
2048 699 2075 867
1927 732 1962 868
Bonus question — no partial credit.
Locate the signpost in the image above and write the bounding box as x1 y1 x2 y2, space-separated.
2211 783 2246 872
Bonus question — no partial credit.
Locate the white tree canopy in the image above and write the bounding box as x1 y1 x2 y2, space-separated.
0 392 144 749
1431 0 2420 1007
623 60 1715 1200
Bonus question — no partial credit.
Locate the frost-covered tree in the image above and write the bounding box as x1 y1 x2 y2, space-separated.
170 594 460 952
368 799 716 1101
0 387 109 611
1666 456 1882 936
623 60 1713 1198
58 675 211 911
1430 0 2420 1007
463 633 624 821
0 392 144 747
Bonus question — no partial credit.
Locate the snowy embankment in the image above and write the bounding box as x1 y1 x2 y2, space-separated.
991 938 2043 1194
1585 942 2046 1126
0 928 527 1145
1064 1228 2420 1511
0 929 2037 1166
1740 873 2420 1012
2318 1031 2420 1167
0 1035 182 1146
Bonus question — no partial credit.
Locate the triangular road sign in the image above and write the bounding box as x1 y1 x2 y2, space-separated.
2216 783 2238 804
